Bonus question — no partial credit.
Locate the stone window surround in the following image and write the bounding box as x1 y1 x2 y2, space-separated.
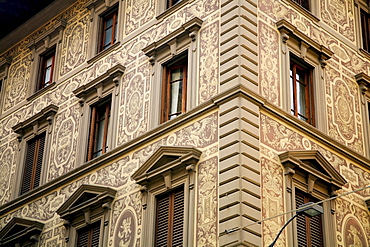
356 72 370 157
26 19 66 99
279 150 347 247
12 104 58 197
56 184 116 247
142 17 202 128
281 0 320 22
277 19 333 131
0 57 12 116
0 217 44 247
355 0 370 56
73 63 125 165
132 146 202 247
156 0 194 20
85 0 124 60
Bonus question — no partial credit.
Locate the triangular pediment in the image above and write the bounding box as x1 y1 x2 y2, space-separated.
132 146 202 185
56 184 116 220
279 150 347 190
0 217 44 245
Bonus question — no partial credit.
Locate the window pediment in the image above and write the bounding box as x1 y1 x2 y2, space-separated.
12 104 58 135
132 146 202 185
56 184 116 221
142 17 203 58
276 19 333 63
73 64 125 99
0 217 44 246
279 150 347 191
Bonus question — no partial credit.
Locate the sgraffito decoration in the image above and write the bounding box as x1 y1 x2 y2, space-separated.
59 15 89 77
261 157 285 246
3 55 32 112
197 156 217 246
199 21 219 104
114 208 137 247
0 145 16 205
259 21 279 106
124 0 155 36
321 0 355 43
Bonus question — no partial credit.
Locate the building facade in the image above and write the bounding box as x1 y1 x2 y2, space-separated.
0 0 369 246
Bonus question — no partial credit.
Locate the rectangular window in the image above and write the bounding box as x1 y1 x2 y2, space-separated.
87 97 111 161
21 132 46 195
295 189 323 247
162 55 187 122
38 48 55 90
292 0 310 11
361 9 370 53
155 186 184 246
77 220 101 247
100 8 118 52
167 0 182 9
290 58 315 125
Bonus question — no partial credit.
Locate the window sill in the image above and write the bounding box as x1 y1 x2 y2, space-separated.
360 48 370 60
156 0 191 21
27 82 56 102
87 41 121 65
281 0 320 23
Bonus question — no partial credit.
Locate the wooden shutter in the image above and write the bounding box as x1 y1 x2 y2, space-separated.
361 10 370 52
295 190 323 247
77 221 101 247
21 133 45 194
155 186 184 246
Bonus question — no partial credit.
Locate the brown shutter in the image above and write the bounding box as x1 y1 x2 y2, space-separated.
172 189 184 246
21 138 37 194
77 228 89 247
33 133 45 189
77 221 100 247
295 192 307 247
155 193 170 246
91 221 101 247
310 214 323 246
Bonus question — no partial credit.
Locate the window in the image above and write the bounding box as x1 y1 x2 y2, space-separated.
38 48 55 90
292 0 309 11
73 64 124 164
132 146 201 246
155 186 184 246
21 132 46 195
142 17 202 127
77 220 101 247
162 55 188 122
57 185 116 247
12 104 58 196
295 189 323 247
290 57 314 124
361 9 370 53
279 150 347 246
166 0 182 9
99 8 118 52
277 19 333 129
0 217 44 246
87 97 111 161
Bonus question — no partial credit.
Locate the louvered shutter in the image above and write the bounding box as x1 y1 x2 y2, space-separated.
295 192 307 247
77 227 89 247
33 133 45 189
172 189 184 247
77 221 101 247
295 190 323 247
91 221 101 247
21 138 36 194
155 193 170 246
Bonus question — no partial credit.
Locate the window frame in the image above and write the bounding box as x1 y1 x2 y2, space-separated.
57 185 116 247
85 0 122 60
289 55 315 125
99 7 118 52
277 19 333 130
12 104 58 197
73 64 124 165
0 57 11 116
142 17 202 127
37 47 56 91
279 150 347 247
132 146 202 247
356 72 370 157
27 19 66 98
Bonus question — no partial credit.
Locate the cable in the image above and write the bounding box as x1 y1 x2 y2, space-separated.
223 184 370 235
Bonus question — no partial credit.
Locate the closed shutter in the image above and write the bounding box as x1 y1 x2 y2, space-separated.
155 186 184 247
361 10 370 52
77 221 101 247
295 189 323 247
172 189 184 247
21 133 45 194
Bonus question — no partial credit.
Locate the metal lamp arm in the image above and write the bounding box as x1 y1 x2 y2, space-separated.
268 214 298 247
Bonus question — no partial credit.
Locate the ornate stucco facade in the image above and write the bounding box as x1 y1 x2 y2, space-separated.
0 0 369 246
